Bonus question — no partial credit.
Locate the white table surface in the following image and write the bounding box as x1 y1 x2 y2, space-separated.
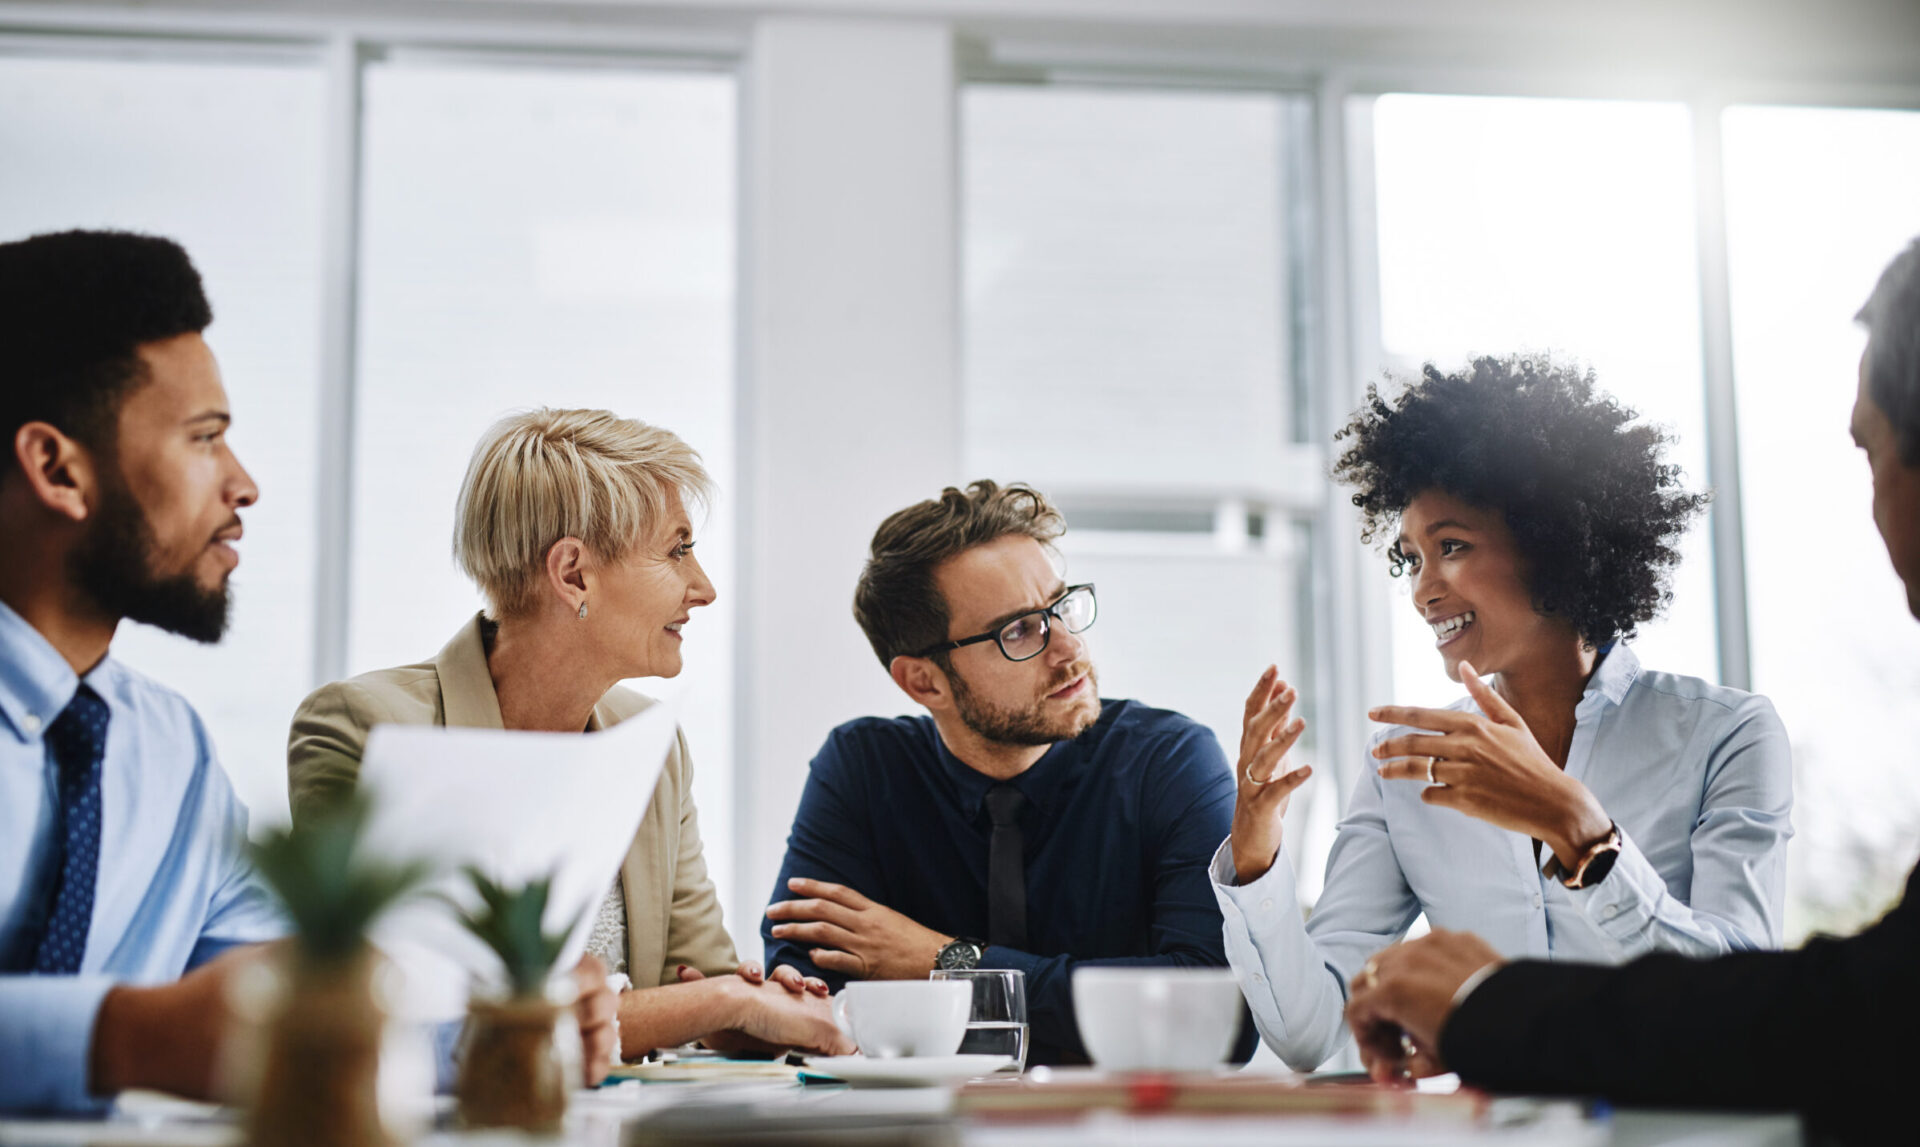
0 1083 1803 1147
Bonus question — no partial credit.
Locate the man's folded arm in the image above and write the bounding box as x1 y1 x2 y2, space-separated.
759 753 879 987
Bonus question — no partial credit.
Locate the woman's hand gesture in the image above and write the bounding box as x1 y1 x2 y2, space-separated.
1229 665 1313 885
1368 660 1612 868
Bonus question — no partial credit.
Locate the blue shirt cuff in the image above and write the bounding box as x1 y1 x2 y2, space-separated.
0 974 119 1113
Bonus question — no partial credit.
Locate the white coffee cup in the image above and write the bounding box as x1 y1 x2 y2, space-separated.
830 981 970 1058
1071 968 1243 1071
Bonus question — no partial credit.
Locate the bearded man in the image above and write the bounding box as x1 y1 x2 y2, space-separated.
0 231 614 1112
761 481 1252 1065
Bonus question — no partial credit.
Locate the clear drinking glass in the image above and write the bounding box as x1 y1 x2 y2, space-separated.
930 968 1029 1072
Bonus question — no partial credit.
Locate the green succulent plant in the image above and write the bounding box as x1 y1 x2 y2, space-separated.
454 868 581 999
250 795 432 965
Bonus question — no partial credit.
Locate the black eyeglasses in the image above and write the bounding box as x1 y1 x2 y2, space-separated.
913 584 1098 663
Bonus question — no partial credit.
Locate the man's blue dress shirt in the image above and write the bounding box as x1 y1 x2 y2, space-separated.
762 698 1252 1065
0 600 283 1112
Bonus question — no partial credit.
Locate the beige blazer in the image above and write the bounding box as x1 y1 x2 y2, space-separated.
286 614 739 987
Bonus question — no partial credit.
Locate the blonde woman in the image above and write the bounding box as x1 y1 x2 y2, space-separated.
288 408 849 1060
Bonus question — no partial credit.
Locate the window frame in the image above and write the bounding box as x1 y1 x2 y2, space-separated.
0 13 749 909
7 0 1920 942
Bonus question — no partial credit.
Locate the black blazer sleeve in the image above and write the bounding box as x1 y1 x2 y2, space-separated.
1440 866 1920 1143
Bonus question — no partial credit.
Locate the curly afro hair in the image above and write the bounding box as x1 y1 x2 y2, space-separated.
1332 355 1709 647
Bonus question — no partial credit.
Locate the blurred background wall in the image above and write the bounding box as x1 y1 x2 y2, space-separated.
4 0 1919 973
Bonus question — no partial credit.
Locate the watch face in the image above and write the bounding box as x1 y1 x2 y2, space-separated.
1579 845 1622 887
937 940 982 970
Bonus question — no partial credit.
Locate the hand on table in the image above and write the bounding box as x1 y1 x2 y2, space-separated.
722 977 854 1055
766 877 950 981
677 959 829 998
1344 929 1504 1084
1230 665 1314 885
1369 660 1612 868
571 953 619 1085
91 942 272 1100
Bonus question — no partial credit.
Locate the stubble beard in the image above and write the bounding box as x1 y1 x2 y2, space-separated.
949 661 1101 747
70 465 233 644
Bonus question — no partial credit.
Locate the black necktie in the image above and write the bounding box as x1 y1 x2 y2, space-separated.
984 783 1029 950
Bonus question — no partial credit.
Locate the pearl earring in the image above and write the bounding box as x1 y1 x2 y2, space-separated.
577 602 588 620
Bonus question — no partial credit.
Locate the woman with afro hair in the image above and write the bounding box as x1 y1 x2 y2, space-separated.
1210 355 1793 1072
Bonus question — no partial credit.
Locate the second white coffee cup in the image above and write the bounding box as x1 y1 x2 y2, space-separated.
1072 967 1243 1071
831 980 971 1058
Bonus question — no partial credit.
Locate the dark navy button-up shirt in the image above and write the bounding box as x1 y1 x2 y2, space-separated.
762 698 1253 1065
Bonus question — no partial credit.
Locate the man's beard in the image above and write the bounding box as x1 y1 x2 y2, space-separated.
70 469 232 644
949 661 1100 747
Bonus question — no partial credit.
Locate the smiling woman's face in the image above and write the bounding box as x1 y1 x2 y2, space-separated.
1396 489 1579 682
585 489 715 680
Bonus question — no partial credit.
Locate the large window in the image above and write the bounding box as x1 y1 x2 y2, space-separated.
0 50 327 826
965 84 1308 485
1724 105 1920 939
8 8 1919 975
0 47 739 925
350 57 740 917
1366 94 1720 708
964 83 1336 886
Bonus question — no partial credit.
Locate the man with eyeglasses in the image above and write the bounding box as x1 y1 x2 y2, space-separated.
761 480 1253 1065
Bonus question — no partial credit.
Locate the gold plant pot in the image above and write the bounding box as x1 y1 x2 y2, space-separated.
246 945 392 1147
455 995 569 1133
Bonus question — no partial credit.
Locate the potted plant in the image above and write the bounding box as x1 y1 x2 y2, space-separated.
451 868 581 1133
244 797 429 1147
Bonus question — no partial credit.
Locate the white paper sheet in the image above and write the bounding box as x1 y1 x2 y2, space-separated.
355 702 678 1021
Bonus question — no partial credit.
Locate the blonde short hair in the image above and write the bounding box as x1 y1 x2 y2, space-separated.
454 408 713 618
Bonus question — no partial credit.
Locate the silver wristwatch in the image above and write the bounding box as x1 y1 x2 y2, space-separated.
935 936 985 970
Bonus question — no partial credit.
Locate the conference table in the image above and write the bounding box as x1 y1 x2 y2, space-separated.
0 1072 1803 1147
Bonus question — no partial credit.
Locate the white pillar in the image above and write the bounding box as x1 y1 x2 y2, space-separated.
734 17 960 959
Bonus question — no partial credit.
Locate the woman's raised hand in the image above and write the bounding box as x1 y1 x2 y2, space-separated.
1368 659 1612 868
1229 665 1313 885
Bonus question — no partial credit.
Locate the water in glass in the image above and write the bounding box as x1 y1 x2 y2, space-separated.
931 968 1029 1072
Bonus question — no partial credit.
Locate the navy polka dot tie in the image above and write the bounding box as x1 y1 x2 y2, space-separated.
32 684 109 975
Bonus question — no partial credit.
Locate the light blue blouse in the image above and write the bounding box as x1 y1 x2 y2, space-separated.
1212 644 1793 1071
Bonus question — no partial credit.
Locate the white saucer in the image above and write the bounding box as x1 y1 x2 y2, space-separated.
803 1054 1013 1086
